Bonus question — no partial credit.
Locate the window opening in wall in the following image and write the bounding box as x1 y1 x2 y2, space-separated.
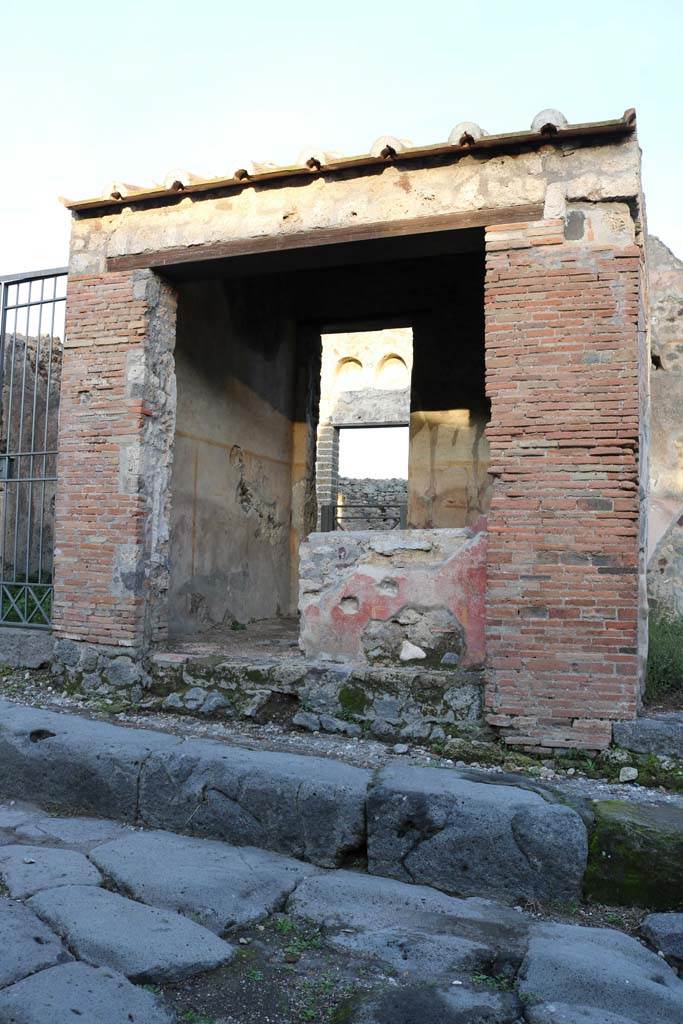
315 326 413 532
336 425 409 530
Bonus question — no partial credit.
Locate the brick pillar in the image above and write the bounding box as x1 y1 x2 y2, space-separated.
315 422 339 527
484 219 644 751
53 270 177 650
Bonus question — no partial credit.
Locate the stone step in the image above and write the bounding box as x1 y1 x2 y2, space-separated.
53 637 485 744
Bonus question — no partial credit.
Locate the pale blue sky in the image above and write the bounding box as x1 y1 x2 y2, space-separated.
1 0 681 275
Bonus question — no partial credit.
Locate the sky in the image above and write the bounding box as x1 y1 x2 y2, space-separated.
1 0 682 276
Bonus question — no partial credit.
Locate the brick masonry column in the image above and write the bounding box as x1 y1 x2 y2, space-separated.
52 270 177 650
483 219 645 751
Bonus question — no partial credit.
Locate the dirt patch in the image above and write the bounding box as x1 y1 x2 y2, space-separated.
157 913 389 1024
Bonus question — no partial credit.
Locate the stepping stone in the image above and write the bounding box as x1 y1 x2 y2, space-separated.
0 900 71 989
28 885 234 982
0 846 101 898
91 829 319 933
15 816 131 851
0 961 173 1023
288 870 529 979
517 921 683 1024
367 765 588 904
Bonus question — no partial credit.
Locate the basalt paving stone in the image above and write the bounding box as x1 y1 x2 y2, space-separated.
641 911 683 964
0 845 102 898
517 922 683 1024
90 829 320 933
342 981 520 1024
288 870 529 979
14 816 132 851
0 899 71 989
526 1008 639 1024
28 884 235 982
0 962 173 1024
0 805 40 831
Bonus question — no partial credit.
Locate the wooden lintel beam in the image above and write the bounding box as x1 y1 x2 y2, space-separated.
105 204 545 273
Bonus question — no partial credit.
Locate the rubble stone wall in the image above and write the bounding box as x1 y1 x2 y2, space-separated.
299 527 486 669
337 477 407 530
647 236 683 615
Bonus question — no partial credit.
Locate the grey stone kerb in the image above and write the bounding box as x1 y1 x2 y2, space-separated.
0 699 588 903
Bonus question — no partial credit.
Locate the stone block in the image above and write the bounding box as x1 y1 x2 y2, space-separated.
613 714 683 758
0 962 174 1022
90 830 319 933
641 912 683 966
0 900 71 989
0 699 178 820
585 800 683 910
28 885 234 982
138 739 370 868
367 765 587 903
0 628 53 669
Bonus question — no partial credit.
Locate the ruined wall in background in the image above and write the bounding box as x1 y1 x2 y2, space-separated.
337 476 407 530
168 278 296 633
647 236 683 615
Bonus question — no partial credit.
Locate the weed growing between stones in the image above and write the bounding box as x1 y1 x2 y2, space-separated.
647 607 683 702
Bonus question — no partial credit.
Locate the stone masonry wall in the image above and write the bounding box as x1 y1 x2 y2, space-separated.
337 477 407 530
484 218 644 751
647 236 683 614
52 270 177 649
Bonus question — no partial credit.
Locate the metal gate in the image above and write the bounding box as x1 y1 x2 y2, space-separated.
0 268 67 628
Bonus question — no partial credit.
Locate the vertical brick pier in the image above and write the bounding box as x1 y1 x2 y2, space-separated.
484 220 644 750
52 270 177 649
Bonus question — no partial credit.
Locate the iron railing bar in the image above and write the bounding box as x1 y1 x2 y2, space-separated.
1 583 24 619
24 584 50 626
3 449 58 458
25 279 45 585
0 301 20 588
0 267 68 285
2 475 58 484
2 297 66 313
12 277 34 584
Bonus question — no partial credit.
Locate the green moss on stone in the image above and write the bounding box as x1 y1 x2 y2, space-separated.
584 799 683 910
338 684 369 715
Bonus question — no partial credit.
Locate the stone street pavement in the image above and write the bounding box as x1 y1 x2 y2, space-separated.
0 801 681 1024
